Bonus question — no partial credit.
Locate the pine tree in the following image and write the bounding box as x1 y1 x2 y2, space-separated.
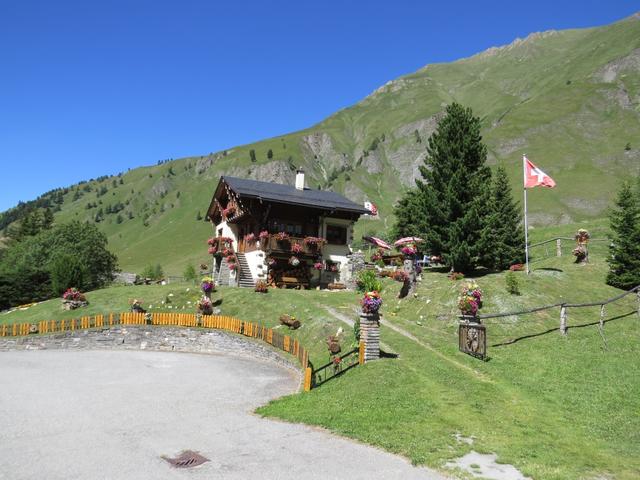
41 208 55 230
393 103 492 272
479 166 525 270
267 149 273 159
249 149 257 163
606 181 640 289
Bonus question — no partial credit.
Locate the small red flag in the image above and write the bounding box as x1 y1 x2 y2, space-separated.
524 157 556 188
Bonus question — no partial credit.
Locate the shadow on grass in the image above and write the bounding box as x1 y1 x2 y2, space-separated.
534 267 564 272
490 310 637 347
212 299 223 307
380 350 399 359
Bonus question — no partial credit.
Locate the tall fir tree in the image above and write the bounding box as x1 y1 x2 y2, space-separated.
393 103 492 272
606 181 640 289
479 166 525 270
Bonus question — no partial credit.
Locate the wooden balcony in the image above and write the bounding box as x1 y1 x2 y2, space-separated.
262 235 323 256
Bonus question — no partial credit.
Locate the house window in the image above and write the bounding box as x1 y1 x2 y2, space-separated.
326 224 347 245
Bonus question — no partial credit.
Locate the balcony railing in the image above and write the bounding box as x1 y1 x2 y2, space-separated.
262 235 324 256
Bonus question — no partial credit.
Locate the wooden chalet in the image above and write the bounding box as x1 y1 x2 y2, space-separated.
205 170 369 288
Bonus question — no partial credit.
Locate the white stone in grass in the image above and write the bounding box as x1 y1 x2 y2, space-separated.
186 288 190 292
168 293 174 297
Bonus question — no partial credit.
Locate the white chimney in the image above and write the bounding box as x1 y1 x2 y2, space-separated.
295 168 305 190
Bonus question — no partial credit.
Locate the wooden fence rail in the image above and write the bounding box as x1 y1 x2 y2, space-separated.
0 312 315 389
461 284 640 337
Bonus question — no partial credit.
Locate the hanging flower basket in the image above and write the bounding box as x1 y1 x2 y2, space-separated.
275 231 290 242
207 246 218 255
244 233 256 244
303 236 325 249
313 261 323 270
289 256 300 266
291 242 303 254
207 237 216 246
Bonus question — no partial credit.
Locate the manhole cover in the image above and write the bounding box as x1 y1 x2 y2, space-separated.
162 450 210 469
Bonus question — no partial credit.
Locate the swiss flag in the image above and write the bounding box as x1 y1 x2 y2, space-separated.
524 157 556 188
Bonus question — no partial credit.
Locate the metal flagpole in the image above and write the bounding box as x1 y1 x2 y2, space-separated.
523 154 530 275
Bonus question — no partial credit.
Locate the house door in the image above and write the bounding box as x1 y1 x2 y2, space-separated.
238 225 246 253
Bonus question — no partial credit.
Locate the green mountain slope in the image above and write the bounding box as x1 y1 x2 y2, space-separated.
2 14 640 274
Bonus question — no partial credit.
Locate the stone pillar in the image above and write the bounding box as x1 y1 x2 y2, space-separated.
359 312 380 362
345 251 365 290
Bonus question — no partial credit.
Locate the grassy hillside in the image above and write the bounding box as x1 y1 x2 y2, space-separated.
2 14 639 275
2 224 638 479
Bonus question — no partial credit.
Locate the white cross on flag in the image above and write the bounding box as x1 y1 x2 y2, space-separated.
524 157 556 188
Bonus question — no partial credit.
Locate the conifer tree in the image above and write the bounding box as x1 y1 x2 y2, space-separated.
479 166 525 270
393 103 492 272
606 181 640 289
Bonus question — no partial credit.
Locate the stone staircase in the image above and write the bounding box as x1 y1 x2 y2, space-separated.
235 253 255 288
216 259 231 286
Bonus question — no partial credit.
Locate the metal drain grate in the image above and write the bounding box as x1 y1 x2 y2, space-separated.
162 450 210 469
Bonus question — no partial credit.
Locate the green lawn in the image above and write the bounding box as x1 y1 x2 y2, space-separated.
3 226 639 479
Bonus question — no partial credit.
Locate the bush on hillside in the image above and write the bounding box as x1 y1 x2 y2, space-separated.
356 270 383 293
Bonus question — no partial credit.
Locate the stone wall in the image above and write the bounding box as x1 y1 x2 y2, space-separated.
0 326 303 380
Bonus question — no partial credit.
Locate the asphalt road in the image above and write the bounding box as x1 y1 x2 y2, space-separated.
0 350 448 479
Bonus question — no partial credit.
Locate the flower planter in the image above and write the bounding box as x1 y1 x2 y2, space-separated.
359 312 380 361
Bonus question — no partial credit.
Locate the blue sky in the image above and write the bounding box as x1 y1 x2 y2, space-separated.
1 0 638 211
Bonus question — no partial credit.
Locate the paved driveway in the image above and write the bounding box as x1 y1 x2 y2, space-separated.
0 350 448 479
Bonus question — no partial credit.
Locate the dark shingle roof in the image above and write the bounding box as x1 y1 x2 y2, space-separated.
222 176 368 214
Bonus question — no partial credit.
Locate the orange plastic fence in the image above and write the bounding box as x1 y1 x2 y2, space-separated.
0 312 309 371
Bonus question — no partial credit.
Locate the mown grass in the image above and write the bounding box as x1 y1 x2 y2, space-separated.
3 226 639 479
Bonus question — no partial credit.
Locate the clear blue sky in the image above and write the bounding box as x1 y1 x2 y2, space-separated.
1 0 638 211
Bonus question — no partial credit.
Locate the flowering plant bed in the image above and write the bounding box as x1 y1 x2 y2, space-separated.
361 290 382 314
448 271 465 281
61 288 88 310
457 281 482 316
201 277 215 293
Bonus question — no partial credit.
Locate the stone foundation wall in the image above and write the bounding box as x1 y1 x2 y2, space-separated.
0 326 303 379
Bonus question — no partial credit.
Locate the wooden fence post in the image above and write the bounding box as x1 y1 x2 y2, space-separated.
303 367 312 392
358 341 365 365
560 306 568 335
556 238 562 257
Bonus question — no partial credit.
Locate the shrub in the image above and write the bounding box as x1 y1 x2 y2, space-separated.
505 271 520 295
49 254 88 295
357 270 383 293
255 280 268 293
183 264 197 283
